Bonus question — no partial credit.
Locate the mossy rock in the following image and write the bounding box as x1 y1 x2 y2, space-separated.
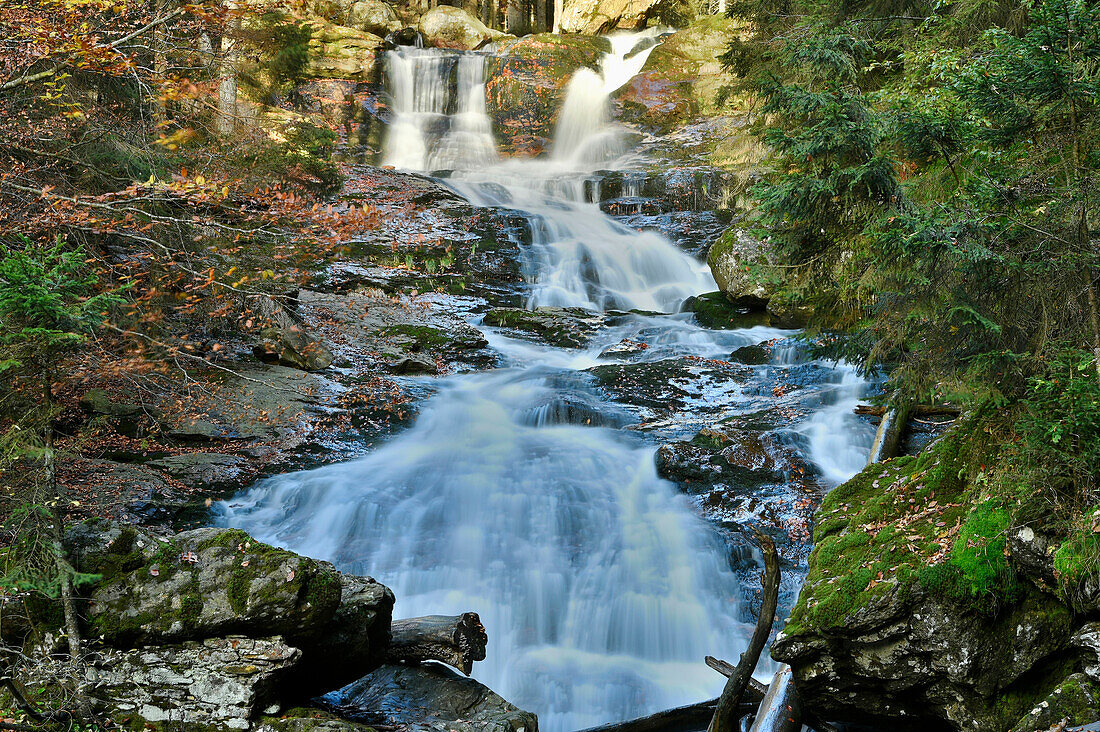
688 291 768 329
1008 672 1100 732
772 417 1078 730
83 526 343 646
484 306 603 348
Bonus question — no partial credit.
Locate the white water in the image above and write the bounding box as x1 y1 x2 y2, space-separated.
221 34 874 731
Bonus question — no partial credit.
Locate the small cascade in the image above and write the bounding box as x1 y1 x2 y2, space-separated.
552 29 664 165
382 48 497 171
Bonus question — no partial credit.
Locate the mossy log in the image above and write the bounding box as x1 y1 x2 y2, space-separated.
385 612 487 675
866 400 911 465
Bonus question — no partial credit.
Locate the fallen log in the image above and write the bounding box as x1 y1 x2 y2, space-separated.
855 404 958 417
747 665 801 732
707 531 780 732
385 613 487 675
866 400 911 465
575 698 757 732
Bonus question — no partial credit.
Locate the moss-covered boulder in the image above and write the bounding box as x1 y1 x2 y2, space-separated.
688 291 769 329
305 22 383 80
483 306 604 348
771 425 1079 730
81 526 343 646
706 228 777 307
1009 673 1100 732
418 5 506 50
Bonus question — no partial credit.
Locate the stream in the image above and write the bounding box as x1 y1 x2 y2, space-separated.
219 32 875 732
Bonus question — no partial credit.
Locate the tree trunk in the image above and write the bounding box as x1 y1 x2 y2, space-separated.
386 613 488 675
707 532 780 732
217 4 239 136
41 374 82 662
866 399 911 465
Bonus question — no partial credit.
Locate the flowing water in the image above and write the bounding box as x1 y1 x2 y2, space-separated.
219 34 874 731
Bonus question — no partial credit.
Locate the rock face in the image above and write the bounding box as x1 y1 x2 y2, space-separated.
558 0 694 35
323 663 538 732
418 6 505 49
85 636 299 730
486 34 609 153
656 426 794 492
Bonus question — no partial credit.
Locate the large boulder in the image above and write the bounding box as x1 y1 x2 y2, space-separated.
771 430 1079 731
558 0 694 34
418 6 505 50
81 526 344 646
346 0 402 35
85 636 299 730
253 296 334 371
305 22 384 80
706 228 776 307
322 663 538 732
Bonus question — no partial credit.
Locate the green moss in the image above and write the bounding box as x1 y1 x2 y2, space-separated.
1053 512 1100 601
787 422 986 634
690 291 765 329
380 324 449 350
302 563 341 610
227 567 251 615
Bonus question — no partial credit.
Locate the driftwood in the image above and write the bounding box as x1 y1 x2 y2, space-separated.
866 400 911 465
575 698 758 732
855 404 958 417
385 613 488 675
747 665 801 732
707 532 780 732
705 657 839 732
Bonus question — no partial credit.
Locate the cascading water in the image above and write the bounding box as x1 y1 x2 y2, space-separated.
220 33 875 731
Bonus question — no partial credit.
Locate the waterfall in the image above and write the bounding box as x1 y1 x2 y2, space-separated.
382 48 497 171
221 32 875 732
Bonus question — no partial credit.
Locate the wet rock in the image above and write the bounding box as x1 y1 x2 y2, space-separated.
86 635 299 730
62 458 188 525
599 338 650 359
322 663 538 732
297 289 489 371
587 357 752 416
146 452 250 492
305 22 383 80
418 6 505 50
656 426 795 493
1009 673 1100 732
729 343 771 365
1074 623 1100 683
346 0 401 35
687 291 768 330
558 0 694 34
484 306 603 348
